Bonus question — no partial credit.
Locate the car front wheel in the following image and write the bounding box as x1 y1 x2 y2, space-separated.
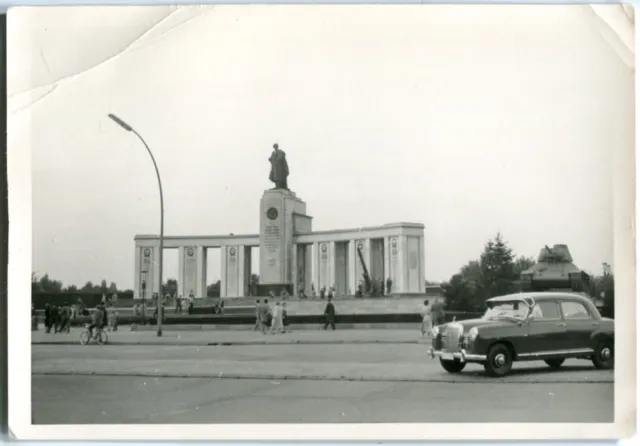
592 340 614 370
484 343 513 377
544 358 565 369
440 358 466 373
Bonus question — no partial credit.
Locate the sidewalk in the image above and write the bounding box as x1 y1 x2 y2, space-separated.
32 327 429 346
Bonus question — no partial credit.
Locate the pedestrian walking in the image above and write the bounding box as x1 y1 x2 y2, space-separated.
44 303 52 333
270 302 284 334
420 300 432 337
323 297 336 330
260 299 271 334
431 297 445 327
282 302 290 333
107 303 118 331
59 302 72 333
253 299 261 331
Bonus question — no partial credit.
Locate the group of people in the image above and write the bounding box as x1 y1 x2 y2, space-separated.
34 298 120 336
40 302 73 333
420 297 445 336
254 299 290 334
253 296 338 333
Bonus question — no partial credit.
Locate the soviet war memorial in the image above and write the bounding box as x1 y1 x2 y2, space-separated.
12 4 631 441
134 143 426 302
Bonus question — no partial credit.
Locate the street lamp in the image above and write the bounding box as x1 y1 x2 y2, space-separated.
108 113 164 337
140 269 148 325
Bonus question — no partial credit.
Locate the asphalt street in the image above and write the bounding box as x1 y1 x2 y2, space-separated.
32 342 614 424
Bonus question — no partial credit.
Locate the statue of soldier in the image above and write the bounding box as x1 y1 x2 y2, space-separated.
268 143 289 190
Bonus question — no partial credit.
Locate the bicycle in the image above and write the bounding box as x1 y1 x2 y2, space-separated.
79 324 108 345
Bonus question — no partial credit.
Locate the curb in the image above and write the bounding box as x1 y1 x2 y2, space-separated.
32 370 614 384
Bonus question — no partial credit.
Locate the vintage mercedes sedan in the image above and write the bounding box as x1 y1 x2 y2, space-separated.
428 292 614 377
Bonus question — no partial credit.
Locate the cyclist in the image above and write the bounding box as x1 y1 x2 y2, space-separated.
87 304 105 340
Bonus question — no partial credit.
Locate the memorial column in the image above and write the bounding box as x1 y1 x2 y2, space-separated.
220 246 228 298
196 246 205 298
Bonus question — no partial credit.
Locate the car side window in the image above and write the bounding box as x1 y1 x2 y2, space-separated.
531 301 561 320
561 301 591 320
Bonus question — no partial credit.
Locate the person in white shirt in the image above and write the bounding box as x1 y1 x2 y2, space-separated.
420 300 432 337
270 302 284 334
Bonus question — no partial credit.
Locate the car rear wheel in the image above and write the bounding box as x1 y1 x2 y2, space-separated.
592 340 614 370
544 358 565 369
484 343 513 377
440 358 466 373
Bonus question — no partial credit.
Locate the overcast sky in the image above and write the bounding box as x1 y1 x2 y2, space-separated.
8 5 632 290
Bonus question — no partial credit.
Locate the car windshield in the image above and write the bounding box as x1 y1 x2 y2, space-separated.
483 301 530 321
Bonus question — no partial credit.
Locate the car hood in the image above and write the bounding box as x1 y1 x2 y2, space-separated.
442 318 521 332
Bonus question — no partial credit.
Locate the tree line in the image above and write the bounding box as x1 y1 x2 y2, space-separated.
31 273 131 295
441 233 615 313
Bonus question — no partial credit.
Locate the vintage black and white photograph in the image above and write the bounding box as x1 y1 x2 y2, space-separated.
7 3 635 441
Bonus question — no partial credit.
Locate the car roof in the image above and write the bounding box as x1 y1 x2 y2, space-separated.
487 292 594 305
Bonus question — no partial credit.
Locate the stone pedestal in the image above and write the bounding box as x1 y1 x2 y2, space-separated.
258 189 309 296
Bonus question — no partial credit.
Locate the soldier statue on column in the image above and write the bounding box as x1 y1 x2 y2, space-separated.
268 143 289 190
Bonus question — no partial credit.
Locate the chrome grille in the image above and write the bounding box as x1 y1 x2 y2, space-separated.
441 323 463 352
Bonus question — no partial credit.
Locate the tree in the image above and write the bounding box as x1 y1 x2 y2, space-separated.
442 234 525 312
514 256 536 275
63 284 78 293
108 282 118 293
480 233 517 298
80 281 94 292
442 260 485 311
161 278 178 297
34 273 64 293
100 279 109 294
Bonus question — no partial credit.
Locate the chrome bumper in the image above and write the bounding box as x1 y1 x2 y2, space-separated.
428 347 486 362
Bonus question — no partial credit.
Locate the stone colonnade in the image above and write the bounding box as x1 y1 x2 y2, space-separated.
133 223 425 299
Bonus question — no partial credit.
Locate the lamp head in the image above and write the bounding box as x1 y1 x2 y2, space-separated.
108 114 133 132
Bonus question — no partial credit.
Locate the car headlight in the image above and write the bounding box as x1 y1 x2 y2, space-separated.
431 326 439 337
468 326 479 341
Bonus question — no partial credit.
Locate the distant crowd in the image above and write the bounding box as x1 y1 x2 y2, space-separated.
32 293 120 334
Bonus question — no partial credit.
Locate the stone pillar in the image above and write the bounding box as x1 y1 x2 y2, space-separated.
384 237 391 288
396 235 408 293
177 246 185 298
152 245 161 296
134 245 142 299
348 240 356 296
237 245 246 298
304 244 313 295
181 246 199 298
418 235 426 292
138 247 155 300
220 246 228 298
291 244 298 296
312 241 319 295
225 245 241 297
328 241 336 292
389 236 399 293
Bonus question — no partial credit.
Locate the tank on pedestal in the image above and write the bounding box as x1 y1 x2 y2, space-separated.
519 244 590 294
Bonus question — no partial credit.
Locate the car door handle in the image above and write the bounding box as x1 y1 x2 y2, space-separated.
559 323 566 327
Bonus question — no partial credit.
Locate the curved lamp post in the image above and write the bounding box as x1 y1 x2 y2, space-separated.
108 113 164 337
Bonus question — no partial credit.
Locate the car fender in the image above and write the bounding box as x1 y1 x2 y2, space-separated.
589 324 614 350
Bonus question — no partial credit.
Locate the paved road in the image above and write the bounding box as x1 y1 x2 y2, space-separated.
32 342 613 423
33 375 613 424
